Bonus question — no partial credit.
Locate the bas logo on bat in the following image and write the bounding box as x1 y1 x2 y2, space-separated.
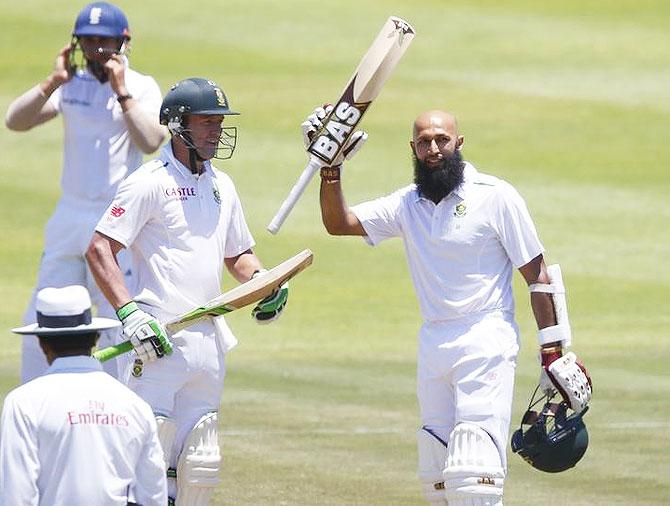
310 101 366 163
267 16 415 234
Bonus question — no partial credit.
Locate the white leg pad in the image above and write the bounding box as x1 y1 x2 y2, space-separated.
444 423 505 506
417 428 448 506
176 412 221 506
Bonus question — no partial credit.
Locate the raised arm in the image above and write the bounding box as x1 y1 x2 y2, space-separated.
4 44 72 131
105 55 166 154
319 167 366 236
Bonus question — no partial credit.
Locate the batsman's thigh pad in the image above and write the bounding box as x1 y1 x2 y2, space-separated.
176 412 221 506
417 428 448 506
444 423 504 506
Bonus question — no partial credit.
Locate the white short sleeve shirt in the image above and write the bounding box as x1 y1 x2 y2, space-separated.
0 356 166 506
352 163 544 321
95 144 255 322
48 62 163 205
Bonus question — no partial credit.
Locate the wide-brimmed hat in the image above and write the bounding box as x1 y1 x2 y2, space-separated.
12 285 120 336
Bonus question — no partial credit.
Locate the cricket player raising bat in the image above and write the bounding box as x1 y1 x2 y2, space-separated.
306 107 592 505
86 77 289 505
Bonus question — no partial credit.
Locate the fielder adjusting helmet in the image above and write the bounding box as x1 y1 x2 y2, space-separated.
511 390 589 473
73 2 130 40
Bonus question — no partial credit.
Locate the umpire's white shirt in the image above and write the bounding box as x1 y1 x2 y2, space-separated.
352 163 544 322
0 356 167 505
48 62 163 206
95 143 255 351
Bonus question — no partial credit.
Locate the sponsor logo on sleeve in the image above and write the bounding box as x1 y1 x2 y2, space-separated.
110 205 126 217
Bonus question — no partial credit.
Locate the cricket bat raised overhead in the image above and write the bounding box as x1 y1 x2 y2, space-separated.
94 249 313 362
267 16 416 234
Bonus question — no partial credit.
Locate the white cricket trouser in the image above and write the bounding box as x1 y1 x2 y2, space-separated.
417 310 519 468
20 198 129 382
127 320 226 467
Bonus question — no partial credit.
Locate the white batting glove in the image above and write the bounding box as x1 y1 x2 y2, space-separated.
301 105 368 167
117 302 173 362
540 347 592 412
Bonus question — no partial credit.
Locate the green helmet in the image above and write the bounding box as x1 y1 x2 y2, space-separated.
511 392 589 473
160 77 239 160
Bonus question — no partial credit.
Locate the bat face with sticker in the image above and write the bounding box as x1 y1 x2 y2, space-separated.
267 16 416 234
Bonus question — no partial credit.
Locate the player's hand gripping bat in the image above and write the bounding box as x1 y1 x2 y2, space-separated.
93 249 313 362
267 16 416 234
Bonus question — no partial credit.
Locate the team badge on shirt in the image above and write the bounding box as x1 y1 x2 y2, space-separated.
131 359 143 378
454 202 467 217
212 182 221 205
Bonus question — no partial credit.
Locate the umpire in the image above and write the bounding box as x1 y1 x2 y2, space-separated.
0 285 167 505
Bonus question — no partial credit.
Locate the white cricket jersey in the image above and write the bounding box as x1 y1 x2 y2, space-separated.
48 62 163 205
352 163 544 322
95 143 255 323
0 356 167 506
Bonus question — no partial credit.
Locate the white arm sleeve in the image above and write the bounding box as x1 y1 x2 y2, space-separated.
351 186 409 245
5 85 59 131
123 76 166 154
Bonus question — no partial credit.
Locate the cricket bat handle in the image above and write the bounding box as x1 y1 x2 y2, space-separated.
93 340 133 362
267 157 322 234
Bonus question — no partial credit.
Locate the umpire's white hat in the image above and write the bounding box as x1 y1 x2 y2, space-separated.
12 285 120 336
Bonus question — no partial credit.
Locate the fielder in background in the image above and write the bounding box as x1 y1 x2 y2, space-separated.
86 77 289 505
0 285 167 505
4 1 166 382
306 107 592 505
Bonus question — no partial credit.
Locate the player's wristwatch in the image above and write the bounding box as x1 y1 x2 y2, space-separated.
117 94 133 103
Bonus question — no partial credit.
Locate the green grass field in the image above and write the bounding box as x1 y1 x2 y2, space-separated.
1 1 669 504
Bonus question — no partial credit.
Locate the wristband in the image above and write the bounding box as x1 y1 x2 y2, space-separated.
320 165 341 182
116 301 139 320
117 94 133 103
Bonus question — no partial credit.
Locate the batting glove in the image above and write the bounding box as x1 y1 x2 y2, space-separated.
540 346 592 412
301 105 368 167
251 270 289 325
117 302 173 362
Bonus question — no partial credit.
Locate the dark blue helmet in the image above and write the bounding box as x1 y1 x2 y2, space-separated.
511 391 589 473
73 2 130 40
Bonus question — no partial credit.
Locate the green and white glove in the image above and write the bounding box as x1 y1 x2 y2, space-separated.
117 301 173 362
251 270 289 325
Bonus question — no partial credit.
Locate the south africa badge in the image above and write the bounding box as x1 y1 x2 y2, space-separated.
454 202 467 217
212 182 221 205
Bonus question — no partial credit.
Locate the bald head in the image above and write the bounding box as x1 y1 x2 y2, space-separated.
410 110 464 167
412 110 459 139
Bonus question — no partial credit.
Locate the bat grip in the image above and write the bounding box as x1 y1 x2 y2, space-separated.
267 158 322 234
93 340 133 362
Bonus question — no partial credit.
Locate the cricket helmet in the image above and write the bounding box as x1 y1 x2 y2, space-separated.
511 391 589 473
73 2 131 40
160 78 239 160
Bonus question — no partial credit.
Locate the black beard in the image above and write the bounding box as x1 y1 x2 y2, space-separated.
413 150 465 203
87 60 109 83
